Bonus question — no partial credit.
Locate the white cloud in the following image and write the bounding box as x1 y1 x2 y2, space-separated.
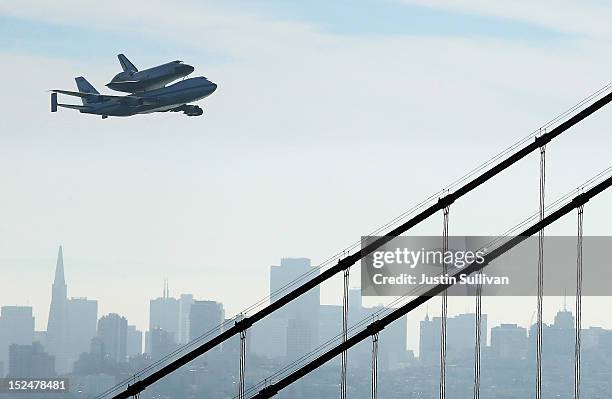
0 0 322 60
400 0 612 39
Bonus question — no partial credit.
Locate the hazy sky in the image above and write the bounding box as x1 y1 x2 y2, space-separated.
1 1 612 353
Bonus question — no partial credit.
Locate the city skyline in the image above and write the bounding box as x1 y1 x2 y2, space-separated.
3 244 611 356
2 245 612 397
1 246 609 358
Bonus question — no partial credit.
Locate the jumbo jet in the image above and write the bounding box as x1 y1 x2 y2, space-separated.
107 54 195 93
51 76 217 118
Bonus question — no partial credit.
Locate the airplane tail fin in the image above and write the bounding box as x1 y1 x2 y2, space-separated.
75 77 98 105
118 54 138 73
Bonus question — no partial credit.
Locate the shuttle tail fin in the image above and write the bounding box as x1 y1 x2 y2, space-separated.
118 54 138 73
75 76 99 105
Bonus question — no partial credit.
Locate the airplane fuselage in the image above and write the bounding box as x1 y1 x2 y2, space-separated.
82 77 216 117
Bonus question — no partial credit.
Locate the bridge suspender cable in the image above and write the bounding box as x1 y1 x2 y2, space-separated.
439 206 450 399
252 175 612 399
473 275 482 399
239 324 247 399
371 332 379 399
536 140 547 399
112 88 612 399
340 268 350 399
574 205 584 399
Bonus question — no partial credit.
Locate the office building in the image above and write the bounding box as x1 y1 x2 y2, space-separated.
97 313 127 362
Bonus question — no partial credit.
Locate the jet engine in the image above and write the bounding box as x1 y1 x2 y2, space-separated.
171 104 203 116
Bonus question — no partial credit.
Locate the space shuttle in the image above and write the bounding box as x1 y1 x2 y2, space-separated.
106 54 195 93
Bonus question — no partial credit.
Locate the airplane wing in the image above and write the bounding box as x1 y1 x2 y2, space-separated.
51 89 124 100
57 103 92 111
106 80 140 85
103 80 142 90
51 90 161 105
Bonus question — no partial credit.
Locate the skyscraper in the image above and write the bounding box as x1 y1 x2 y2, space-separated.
189 300 224 342
66 297 98 368
46 246 69 373
250 317 287 359
126 325 143 358
446 313 487 362
97 313 128 362
147 280 180 352
270 258 320 360
188 300 224 365
548 307 575 360
348 288 364 320
491 323 528 360
419 312 487 365
8 342 55 378
33 331 46 348
286 318 312 362
178 294 194 344
318 304 342 347
527 308 576 362
553 307 575 330
0 306 35 374
149 327 178 361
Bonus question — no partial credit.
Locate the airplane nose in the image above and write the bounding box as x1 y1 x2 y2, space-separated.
210 82 218 92
184 65 195 74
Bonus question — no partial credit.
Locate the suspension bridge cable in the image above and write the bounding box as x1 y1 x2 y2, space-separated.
240 166 612 399
241 173 610 399
251 174 612 399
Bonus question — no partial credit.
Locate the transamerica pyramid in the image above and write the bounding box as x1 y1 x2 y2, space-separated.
46 245 69 373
